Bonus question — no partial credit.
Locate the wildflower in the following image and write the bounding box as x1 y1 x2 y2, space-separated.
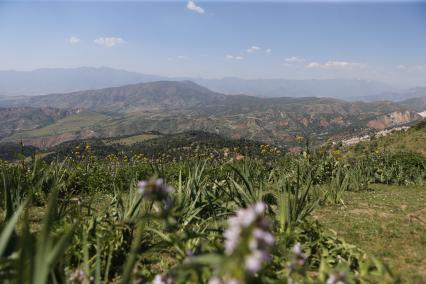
250 228 275 250
245 250 266 273
208 278 242 284
235 154 245 161
138 178 173 210
69 269 85 284
287 242 307 273
326 272 346 284
223 148 230 158
291 243 307 266
208 277 222 284
223 202 274 274
152 274 173 284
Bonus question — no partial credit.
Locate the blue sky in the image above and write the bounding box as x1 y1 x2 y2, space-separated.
0 0 425 86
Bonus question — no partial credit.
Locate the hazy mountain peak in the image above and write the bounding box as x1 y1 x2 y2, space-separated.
0 67 395 100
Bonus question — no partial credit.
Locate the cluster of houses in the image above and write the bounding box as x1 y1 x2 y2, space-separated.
341 126 410 146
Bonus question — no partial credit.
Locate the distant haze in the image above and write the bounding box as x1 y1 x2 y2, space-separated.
2 67 424 102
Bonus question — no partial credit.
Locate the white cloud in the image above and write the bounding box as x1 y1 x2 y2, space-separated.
265 49 272 54
414 64 426 71
226 55 244 60
177 55 188 60
285 56 306 63
396 64 426 72
307 60 366 70
94 37 124 47
247 46 261 53
306 62 321 68
68 36 81 45
325 61 365 69
187 1 205 14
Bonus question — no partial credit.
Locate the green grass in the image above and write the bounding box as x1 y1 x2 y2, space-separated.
1 144 424 283
350 122 426 157
8 111 109 139
313 184 426 283
102 133 160 145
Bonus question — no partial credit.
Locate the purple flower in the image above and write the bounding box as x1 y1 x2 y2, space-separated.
208 277 242 284
208 277 222 284
245 251 265 273
223 202 274 274
152 274 173 284
290 242 307 267
292 243 302 255
137 178 174 210
327 272 346 284
69 269 85 284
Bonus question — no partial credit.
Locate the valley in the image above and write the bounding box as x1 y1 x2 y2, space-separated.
0 81 424 149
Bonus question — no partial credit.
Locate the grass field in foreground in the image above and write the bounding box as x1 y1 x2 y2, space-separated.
313 184 426 283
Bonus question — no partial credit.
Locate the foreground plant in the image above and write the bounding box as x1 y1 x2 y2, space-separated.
193 202 274 284
0 155 405 283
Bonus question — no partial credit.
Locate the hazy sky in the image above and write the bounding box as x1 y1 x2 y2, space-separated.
0 0 425 86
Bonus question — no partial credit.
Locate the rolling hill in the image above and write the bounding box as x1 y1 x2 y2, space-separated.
2 81 226 113
0 107 78 140
0 81 422 148
345 121 426 157
43 131 267 162
2 110 110 148
399 95 426 113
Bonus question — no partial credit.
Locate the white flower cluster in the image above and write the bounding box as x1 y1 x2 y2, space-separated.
138 178 173 209
152 273 173 284
327 271 346 284
69 269 85 284
208 277 241 284
224 202 274 274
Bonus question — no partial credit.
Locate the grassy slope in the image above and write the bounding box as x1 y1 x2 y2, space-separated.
374 123 426 156
7 111 109 139
313 184 426 283
348 122 426 157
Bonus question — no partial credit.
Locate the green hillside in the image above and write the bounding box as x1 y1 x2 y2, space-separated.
348 121 426 157
0 111 110 149
0 107 75 139
6 111 109 139
43 131 270 162
102 132 160 145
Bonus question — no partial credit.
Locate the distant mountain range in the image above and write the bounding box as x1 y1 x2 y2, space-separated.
0 81 422 148
359 87 426 102
2 81 226 113
2 67 424 101
192 77 395 101
399 95 426 112
0 67 162 96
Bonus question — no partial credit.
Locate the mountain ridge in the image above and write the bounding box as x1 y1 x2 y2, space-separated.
1 81 422 148
3 67 423 101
